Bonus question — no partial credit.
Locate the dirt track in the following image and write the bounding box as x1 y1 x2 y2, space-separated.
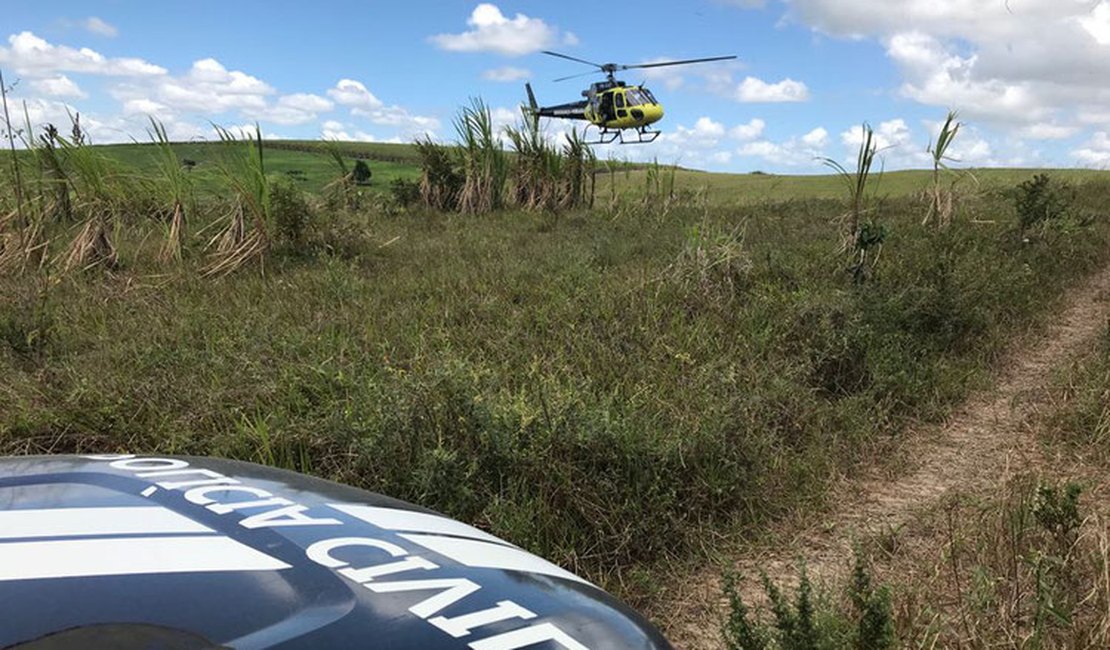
654 264 1110 649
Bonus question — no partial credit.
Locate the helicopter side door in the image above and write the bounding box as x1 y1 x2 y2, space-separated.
598 92 615 124
613 91 627 121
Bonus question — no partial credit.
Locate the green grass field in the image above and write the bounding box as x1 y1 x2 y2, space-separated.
3 138 1110 611
85 139 1110 203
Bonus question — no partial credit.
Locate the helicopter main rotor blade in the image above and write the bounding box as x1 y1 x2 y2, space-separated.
542 50 604 69
553 70 601 83
621 55 737 71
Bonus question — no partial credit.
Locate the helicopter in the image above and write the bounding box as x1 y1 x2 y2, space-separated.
525 50 736 145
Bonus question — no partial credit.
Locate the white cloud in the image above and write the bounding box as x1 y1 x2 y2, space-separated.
1020 122 1081 140
885 31 1049 124
430 4 561 56
483 66 531 82
1073 131 1110 166
784 0 1110 133
138 58 273 114
639 58 689 92
801 126 828 148
327 79 382 109
122 98 168 115
278 93 332 113
247 93 334 125
841 118 912 151
84 17 118 38
737 125 832 167
738 139 815 166
0 31 165 78
735 76 809 102
730 118 766 140
352 105 440 137
321 124 380 142
31 74 86 98
1079 2 1110 45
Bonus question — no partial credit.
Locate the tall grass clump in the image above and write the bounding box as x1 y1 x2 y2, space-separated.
36 124 73 224
1043 323 1110 466
48 118 136 272
0 115 48 275
147 118 191 263
203 124 271 277
454 98 507 214
923 110 962 228
505 115 596 211
643 158 678 214
893 478 1109 648
321 139 359 212
414 136 463 211
821 123 879 248
0 70 25 229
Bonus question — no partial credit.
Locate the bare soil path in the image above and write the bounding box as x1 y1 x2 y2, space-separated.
653 265 1110 649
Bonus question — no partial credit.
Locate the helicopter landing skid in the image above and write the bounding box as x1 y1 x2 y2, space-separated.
586 125 661 145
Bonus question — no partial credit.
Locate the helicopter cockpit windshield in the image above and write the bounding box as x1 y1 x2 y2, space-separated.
624 89 657 107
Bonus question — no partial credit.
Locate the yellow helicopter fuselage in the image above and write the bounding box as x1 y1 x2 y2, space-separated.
527 79 669 144
584 85 665 130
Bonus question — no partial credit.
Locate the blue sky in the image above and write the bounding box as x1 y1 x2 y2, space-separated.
3 1 1110 172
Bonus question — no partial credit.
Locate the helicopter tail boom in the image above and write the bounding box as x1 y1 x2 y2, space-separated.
524 83 588 123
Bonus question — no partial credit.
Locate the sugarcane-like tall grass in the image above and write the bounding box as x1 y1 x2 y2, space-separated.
0 70 24 228
821 123 879 248
504 114 596 211
560 127 596 210
924 110 961 228
321 139 358 211
505 112 561 210
454 99 507 214
203 124 270 277
414 137 463 211
48 116 135 272
148 118 191 263
0 71 51 274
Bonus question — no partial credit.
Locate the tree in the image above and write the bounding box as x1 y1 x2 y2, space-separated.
352 159 372 186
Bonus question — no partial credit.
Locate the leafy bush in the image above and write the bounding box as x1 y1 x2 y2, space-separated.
1014 174 1074 232
352 160 372 186
722 552 893 650
389 177 421 207
269 177 311 251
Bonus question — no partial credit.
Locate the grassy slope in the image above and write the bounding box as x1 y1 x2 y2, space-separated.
4 164 1110 595
92 139 1110 201
92 141 422 195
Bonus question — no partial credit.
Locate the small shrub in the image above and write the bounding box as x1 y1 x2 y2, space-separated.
352 159 372 186
1032 481 1083 553
723 573 769 650
1015 174 1073 233
269 177 311 251
389 177 421 207
848 550 895 650
721 559 884 650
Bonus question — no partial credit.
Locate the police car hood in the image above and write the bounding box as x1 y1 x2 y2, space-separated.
0 455 672 649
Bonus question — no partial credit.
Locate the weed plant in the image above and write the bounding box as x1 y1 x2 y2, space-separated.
924 110 963 228
821 123 879 248
1043 322 1110 466
724 476 1106 647
721 551 894 649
